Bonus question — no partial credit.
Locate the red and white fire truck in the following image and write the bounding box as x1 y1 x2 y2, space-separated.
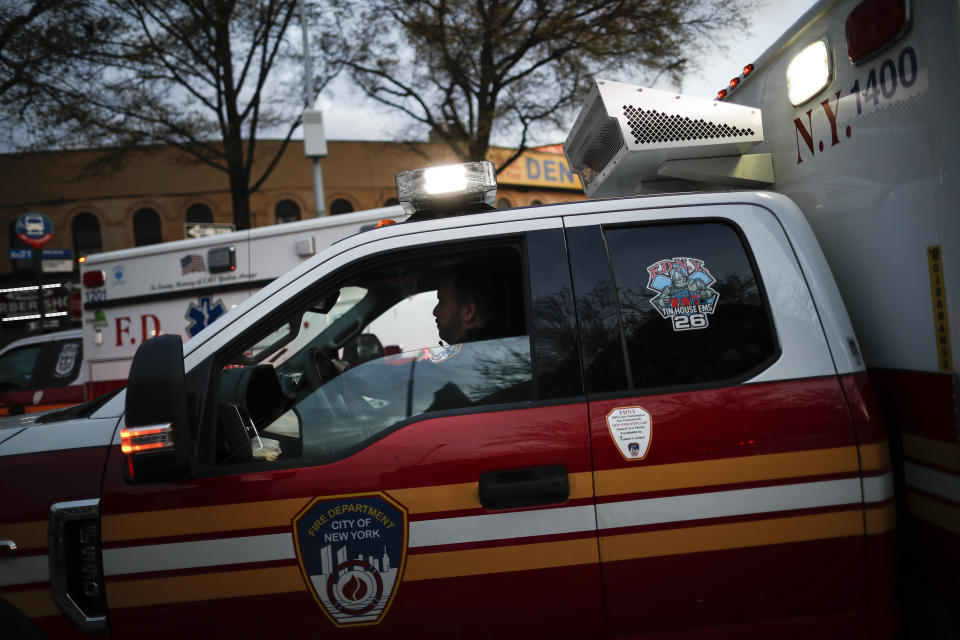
0 0 955 638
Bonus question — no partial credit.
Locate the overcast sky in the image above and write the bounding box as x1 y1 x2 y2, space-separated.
315 0 820 145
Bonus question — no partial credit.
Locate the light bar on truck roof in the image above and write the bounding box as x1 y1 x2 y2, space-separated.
563 79 766 198
395 161 497 221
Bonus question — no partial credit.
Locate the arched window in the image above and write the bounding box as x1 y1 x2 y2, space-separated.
330 199 355 215
275 199 301 224
383 198 400 207
72 213 101 261
133 208 163 246
186 203 213 223
496 197 512 209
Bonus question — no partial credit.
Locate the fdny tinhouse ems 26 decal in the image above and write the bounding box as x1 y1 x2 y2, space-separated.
293 493 408 627
606 406 652 461
646 257 719 331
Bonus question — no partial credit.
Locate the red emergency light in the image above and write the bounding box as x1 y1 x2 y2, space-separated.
82 270 105 288
743 64 754 76
846 0 909 63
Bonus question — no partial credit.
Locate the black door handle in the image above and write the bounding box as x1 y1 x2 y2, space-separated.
479 465 569 510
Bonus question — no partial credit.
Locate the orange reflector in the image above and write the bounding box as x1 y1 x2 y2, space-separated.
375 219 397 228
729 77 740 89
120 424 174 454
717 89 727 100
743 64 754 76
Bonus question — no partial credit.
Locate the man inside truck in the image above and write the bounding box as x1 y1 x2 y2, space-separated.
433 264 507 346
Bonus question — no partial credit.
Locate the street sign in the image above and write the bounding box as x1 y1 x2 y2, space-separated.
42 259 74 273
10 248 32 260
15 212 54 248
185 223 234 239
42 248 72 259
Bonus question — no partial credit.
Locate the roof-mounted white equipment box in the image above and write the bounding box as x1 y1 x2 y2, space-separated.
564 79 771 198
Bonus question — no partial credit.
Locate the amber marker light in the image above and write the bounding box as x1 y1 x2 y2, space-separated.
717 89 728 100
743 64 754 76
729 77 740 89
375 219 397 228
120 424 173 454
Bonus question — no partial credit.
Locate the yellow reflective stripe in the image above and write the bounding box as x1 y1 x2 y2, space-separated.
103 538 597 609
102 475 595 542
101 497 311 543
104 507 880 609
387 471 593 514
902 433 960 472
386 481 479 513
105 565 305 609
0 520 46 551
865 503 896 534
100 445 889 543
3 588 58 619
24 403 77 414
859 442 891 471
908 490 960 534
403 537 598 582
600 510 864 563
594 446 861 497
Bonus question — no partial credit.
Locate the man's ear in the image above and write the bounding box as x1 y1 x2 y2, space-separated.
460 300 478 324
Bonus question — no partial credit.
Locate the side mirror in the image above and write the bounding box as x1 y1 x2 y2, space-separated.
122 334 192 483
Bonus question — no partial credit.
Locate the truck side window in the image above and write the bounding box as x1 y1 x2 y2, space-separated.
212 244 534 467
604 222 778 391
0 344 43 390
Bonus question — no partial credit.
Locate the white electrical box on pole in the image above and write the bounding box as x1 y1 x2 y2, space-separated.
299 0 327 216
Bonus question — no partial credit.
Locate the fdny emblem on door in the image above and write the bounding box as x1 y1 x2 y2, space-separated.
646 256 719 331
293 493 408 627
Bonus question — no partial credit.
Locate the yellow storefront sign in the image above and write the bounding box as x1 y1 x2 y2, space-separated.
487 147 582 191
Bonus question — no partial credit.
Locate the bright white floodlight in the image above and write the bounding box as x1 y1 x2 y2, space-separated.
786 39 832 106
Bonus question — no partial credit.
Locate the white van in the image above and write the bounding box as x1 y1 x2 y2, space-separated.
0 329 83 415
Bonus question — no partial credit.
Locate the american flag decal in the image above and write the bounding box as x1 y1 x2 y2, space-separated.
181 254 205 274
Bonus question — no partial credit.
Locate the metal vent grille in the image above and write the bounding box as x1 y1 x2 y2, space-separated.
565 95 625 188
623 105 756 145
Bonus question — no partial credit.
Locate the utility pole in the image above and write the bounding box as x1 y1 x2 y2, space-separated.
299 0 327 216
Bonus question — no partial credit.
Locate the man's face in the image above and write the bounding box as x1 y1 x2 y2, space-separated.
433 278 464 344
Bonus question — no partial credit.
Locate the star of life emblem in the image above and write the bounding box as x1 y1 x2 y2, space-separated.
185 296 227 336
294 493 408 628
646 256 719 331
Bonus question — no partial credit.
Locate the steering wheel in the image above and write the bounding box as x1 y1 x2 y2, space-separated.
303 348 341 390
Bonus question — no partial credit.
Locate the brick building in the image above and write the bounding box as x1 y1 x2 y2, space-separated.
0 139 583 344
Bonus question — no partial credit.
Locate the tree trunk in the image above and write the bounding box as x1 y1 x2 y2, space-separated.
229 172 252 230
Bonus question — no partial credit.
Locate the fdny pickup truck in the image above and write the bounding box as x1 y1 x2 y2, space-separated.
1 0 955 637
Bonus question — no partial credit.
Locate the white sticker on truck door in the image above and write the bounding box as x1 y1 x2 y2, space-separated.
606 406 652 461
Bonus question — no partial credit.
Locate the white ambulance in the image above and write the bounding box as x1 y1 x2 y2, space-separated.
79 206 404 399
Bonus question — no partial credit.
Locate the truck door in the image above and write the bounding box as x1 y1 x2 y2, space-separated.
565 203 879 637
98 222 603 638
